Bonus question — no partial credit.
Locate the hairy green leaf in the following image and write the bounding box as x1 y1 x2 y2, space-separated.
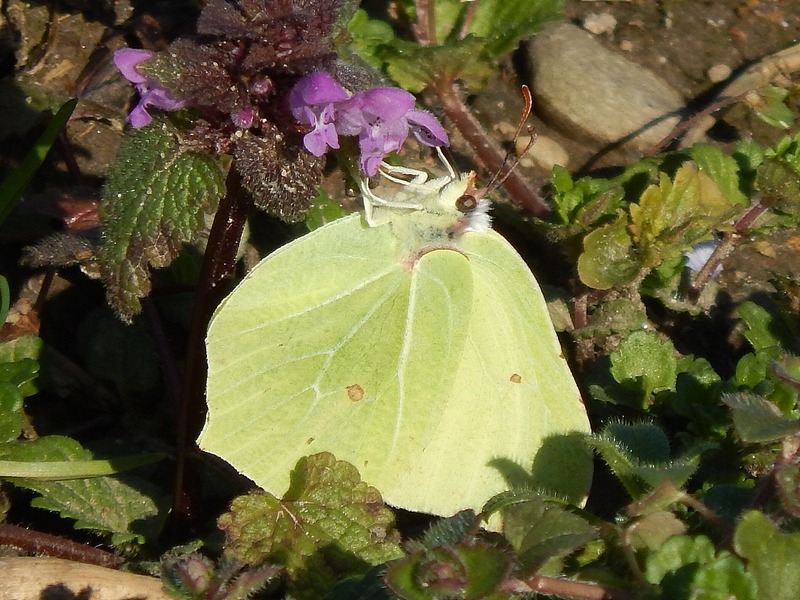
219 453 403 600
609 330 678 402
722 392 800 443
98 119 226 321
735 511 800 600
0 436 165 547
589 423 700 498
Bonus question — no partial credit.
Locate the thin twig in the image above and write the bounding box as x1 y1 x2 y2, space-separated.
0 523 123 568
458 0 480 40
504 573 638 600
644 93 747 157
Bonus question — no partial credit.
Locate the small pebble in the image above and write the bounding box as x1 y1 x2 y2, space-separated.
619 39 634 52
518 134 570 170
583 12 617 35
707 63 732 83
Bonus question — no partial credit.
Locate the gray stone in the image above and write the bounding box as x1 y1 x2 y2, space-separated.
526 23 685 151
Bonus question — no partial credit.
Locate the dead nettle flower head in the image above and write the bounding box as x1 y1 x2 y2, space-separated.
113 49 187 128
289 72 449 175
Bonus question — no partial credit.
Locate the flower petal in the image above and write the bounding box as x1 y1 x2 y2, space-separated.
113 48 153 85
289 72 349 121
352 88 415 121
126 102 153 128
408 109 449 147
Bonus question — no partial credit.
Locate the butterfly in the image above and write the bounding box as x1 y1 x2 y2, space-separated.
199 132 592 517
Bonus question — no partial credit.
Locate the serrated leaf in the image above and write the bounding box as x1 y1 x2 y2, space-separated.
501 496 596 575
468 0 563 55
219 453 403 600
577 214 640 290
0 436 166 547
734 511 800 600
382 37 494 93
722 392 800 443
589 423 700 498
347 9 396 69
98 119 226 321
609 330 678 402
629 163 738 267
575 298 648 339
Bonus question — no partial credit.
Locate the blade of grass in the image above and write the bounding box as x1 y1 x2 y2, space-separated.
0 452 165 480
0 275 9 325
0 98 78 226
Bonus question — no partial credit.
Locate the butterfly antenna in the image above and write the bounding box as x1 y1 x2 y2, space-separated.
485 86 538 194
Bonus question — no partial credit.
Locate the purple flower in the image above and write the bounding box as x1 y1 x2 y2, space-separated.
289 72 449 175
289 72 350 156
114 49 187 128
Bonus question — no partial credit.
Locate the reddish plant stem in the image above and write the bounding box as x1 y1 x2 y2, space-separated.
169 168 252 535
0 523 123 568
413 0 436 46
504 574 638 600
433 79 549 216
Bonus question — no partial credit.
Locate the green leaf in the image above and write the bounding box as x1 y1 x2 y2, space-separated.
577 214 640 289
0 384 24 443
219 453 403 600
347 9 396 69
686 144 749 206
0 335 42 365
734 511 800 600
0 436 166 547
0 358 39 398
589 422 700 498
500 496 596 575
467 0 563 55
0 99 77 226
739 302 783 352
97 118 226 321
385 541 512 600
382 37 494 93
629 163 739 267
646 535 755 600
752 84 795 129
609 330 678 402
756 156 800 214
722 392 800 443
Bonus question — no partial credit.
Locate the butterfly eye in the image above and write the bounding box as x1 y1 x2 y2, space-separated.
456 194 478 213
